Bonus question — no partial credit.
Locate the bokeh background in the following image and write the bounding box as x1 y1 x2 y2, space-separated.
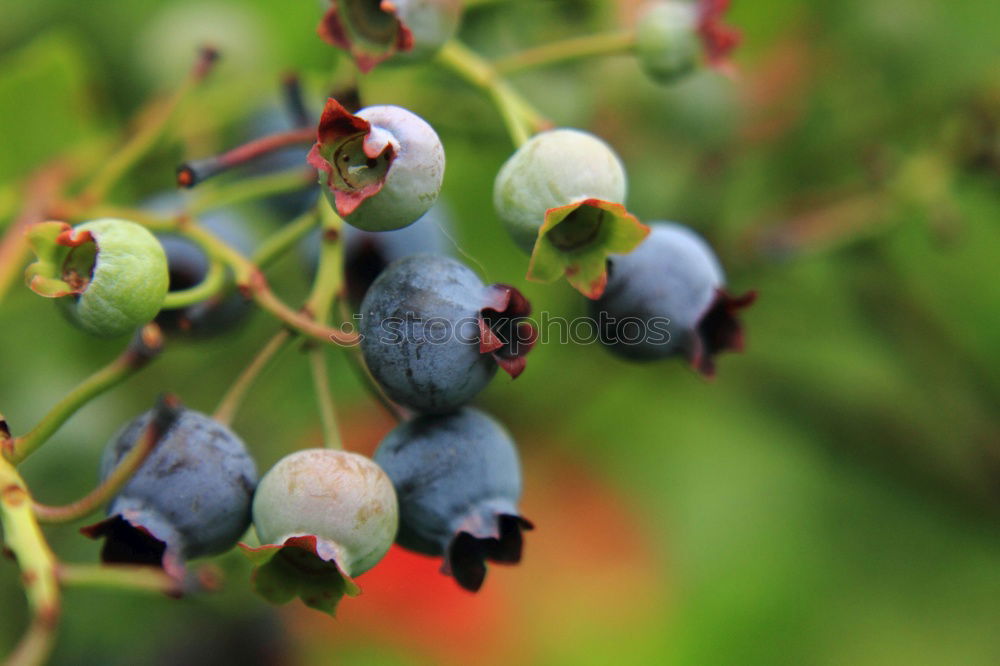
2 0 999 664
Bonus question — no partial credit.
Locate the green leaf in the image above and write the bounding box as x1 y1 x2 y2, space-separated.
0 31 101 181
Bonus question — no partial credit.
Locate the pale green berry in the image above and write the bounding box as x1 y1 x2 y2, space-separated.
493 129 628 254
635 1 701 84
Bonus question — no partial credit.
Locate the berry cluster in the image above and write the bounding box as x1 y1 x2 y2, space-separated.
0 0 753 659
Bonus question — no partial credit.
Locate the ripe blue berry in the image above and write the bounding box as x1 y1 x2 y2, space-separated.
589 222 755 375
155 211 255 337
374 407 532 591
307 99 445 232
243 449 398 615
25 219 169 337
493 128 648 298
82 405 258 579
318 0 461 73
360 254 537 413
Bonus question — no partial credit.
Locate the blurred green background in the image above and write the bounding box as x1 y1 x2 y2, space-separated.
1 0 999 664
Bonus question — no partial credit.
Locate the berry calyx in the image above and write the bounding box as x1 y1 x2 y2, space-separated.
25 219 169 337
243 449 398 615
307 99 445 231
493 129 648 298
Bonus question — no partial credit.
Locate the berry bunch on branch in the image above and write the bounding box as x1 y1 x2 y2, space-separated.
0 2 753 663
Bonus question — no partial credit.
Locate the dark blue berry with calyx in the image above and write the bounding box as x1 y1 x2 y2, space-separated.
374 407 532 592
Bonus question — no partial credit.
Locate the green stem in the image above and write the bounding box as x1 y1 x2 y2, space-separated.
4 326 163 465
0 457 60 666
188 168 315 216
494 30 636 75
57 564 180 595
335 299 407 423
33 400 176 523
436 40 551 147
252 207 320 270
160 257 227 309
78 47 218 205
308 349 342 450
214 329 293 426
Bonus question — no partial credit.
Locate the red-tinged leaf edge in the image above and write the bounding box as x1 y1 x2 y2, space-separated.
479 284 537 378
307 98 396 217
697 0 742 71
317 1 415 74
24 221 97 298
239 535 360 617
527 199 649 299
442 514 534 592
689 288 757 377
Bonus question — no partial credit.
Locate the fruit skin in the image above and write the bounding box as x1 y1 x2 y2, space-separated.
359 254 536 414
589 221 755 375
635 1 700 83
153 210 255 337
251 449 398 578
318 0 461 73
25 219 169 337
374 407 532 591
83 407 258 577
307 99 445 232
494 128 627 254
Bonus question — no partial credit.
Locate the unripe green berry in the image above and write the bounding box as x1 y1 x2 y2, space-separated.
494 128 627 253
25 218 169 337
252 449 398 577
635 1 700 84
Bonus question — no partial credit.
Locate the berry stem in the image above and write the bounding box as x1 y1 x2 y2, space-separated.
177 127 315 188
335 299 408 423
494 30 636 75
0 457 60 666
435 40 551 147
78 46 219 205
159 257 228 310
33 396 180 524
308 349 343 450
188 168 316 215
214 329 294 426
4 326 164 465
251 207 321 270
56 564 181 596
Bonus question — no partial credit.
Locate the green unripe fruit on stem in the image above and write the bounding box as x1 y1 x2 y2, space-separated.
242 449 398 615
493 128 648 298
25 219 169 337
635 1 700 83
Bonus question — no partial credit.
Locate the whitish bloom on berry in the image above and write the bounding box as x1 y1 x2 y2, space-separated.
25 219 169 337
493 128 648 298
307 99 445 232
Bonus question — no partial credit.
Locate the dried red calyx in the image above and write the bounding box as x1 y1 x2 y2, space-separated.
697 0 742 70
479 284 538 378
318 0 415 73
690 288 757 376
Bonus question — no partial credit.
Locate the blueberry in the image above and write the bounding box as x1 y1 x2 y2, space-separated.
318 0 462 73
307 99 445 232
635 0 742 83
244 449 398 614
25 219 169 337
359 254 537 413
82 404 258 579
589 222 755 375
153 210 256 337
374 407 532 591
